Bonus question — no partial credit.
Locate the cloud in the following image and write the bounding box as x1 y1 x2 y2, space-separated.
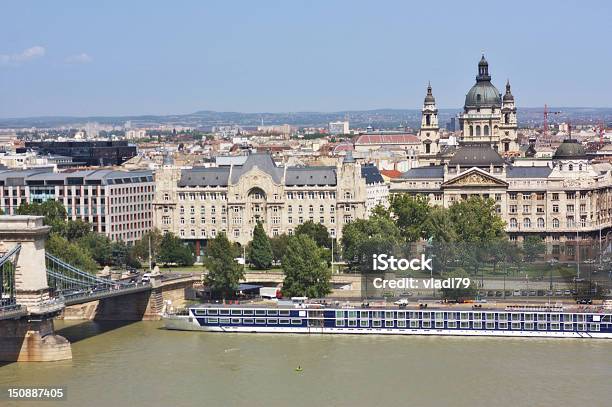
0 46 46 65
65 53 93 64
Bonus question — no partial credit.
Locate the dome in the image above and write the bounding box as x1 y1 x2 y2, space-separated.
424 82 435 104
503 80 514 102
465 82 501 108
553 139 587 160
464 54 502 109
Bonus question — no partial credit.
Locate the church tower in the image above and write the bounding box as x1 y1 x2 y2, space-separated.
499 80 519 153
419 82 440 157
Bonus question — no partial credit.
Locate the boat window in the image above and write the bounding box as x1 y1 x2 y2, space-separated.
589 324 600 331
255 319 266 324
267 319 277 325
511 322 521 330
524 313 534 321
348 320 358 327
460 313 469 321
385 320 394 328
577 323 586 331
410 320 419 328
336 319 345 327
291 319 302 325
460 321 469 329
360 311 369 319
576 314 585 322
348 311 358 319
447 312 457 320
231 318 241 324
360 320 369 327
563 314 573 322
279 310 290 316
372 320 382 328
435 321 444 328
472 321 482 329
497 313 507 321
473 312 481 320
551 323 560 330
372 311 383 319
563 323 573 331
422 312 430 319
537 314 547 322
219 309 230 316
422 321 431 328
194 309 206 316
231 309 242 316
537 322 547 330
243 318 254 324
207 318 218 324
385 311 394 319
447 321 457 328
255 310 266 316
397 320 406 328
243 309 254 316
550 314 560 322
409 312 420 319
335 310 344 318
219 318 230 324
486 313 495 321
208 309 219 316
279 319 290 325
267 310 278 316
435 312 444 320
498 322 508 330
486 322 495 329
511 313 520 321
397 311 406 319
524 322 534 330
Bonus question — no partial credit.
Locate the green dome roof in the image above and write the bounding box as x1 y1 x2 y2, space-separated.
553 139 587 160
464 55 502 109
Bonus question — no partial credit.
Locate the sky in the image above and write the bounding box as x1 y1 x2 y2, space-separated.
1 0 611 118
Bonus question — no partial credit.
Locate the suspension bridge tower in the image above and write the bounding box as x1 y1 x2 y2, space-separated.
0 216 71 362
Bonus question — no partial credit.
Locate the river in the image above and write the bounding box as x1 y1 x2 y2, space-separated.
0 320 611 407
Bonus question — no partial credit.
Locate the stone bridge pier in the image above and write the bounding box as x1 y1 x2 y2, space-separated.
0 216 72 362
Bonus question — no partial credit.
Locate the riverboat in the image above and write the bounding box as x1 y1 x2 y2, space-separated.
163 301 612 339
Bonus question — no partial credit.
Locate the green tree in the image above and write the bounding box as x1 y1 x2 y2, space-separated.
16 200 67 233
440 268 477 302
62 219 92 240
282 235 331 298
46 234 98 273
448 196 506 243
204 232 243 298
387 194 431 242
131 229 163 264
158 232 195 266
248 222 273 269
341 215 403 273
270 233 290 264
77 233 113 266
523 236 546 263
294 220 331 248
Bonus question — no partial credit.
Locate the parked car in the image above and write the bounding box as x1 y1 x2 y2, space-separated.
576 298 592 305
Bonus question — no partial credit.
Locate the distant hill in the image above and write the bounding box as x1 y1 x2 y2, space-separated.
1 107 611 130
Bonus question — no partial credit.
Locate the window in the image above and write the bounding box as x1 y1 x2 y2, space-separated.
537 218 545 228
510 218 517 228
552 218 559 228
523 218 531 228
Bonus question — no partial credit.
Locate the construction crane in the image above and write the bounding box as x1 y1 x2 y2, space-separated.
533 104 562 146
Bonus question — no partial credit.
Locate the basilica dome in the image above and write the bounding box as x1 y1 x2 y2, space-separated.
464 55 502 109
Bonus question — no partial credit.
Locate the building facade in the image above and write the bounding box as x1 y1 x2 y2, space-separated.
152 153 388 256
392 141 612 261
0 168 154 244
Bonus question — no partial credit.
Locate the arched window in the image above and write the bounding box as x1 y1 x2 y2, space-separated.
477 94 481 102
426 115 431 126
476 125 481 136
510 218 517 228
552 218 559 228
523 218 531 228
469 126 474 136
484 125 489 136
425 143 431 154
537 218 545 228
579 164 583 171
505 113 509 124
569 164 573 171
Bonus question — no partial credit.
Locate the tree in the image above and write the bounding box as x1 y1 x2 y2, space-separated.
62 219 92 241
131 229 163 264
158 232 195 266
77 233 113 266
248 222 273 269
270 233 290 264
341 215 403 273
440 268 477 302
448 196 506 243
204 232 243 298
46 234 98 274
523 236 546 263
16 200 67 233
282 235 331 298
294 221 331 248
388 194 432 242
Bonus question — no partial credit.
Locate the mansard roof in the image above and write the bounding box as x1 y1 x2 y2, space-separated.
449 144 505 167
506 166 552 178
179 168 230 187
285 166 337 186
399 165 445 179
361 164 384 184
230 152 283 184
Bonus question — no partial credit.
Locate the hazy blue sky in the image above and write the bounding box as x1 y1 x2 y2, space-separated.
1 0 611 117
